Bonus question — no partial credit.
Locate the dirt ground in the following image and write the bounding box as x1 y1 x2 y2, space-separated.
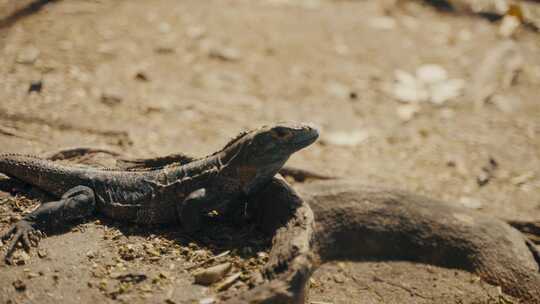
0 0 539 303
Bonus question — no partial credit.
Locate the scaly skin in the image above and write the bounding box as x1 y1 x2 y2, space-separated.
0 123 318 263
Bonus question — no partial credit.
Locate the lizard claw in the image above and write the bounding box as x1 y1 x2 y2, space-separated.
1 220 40 264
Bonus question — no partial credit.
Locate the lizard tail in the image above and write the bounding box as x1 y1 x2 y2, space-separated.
0 153 87 197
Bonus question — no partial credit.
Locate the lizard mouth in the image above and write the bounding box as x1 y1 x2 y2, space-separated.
290 130 319 148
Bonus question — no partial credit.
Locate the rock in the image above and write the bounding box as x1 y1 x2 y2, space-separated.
16 46 40 64
208 47 241 62
193 262 232 285
37 249 48 258
396 104 420 122
323 130 369 147
111 272 147 283
468 41 523 108
392 70 429 103
459 197 483 210
429 78 465 105
101 88 123 105
215 272 242 291
333 274 345 283
511 172 535 186
12 251 30 265
416 64 448 84
499 15 520 38
12 279 26 291
392 65 464 105
199 297 216 304
134 72 150 82
28 80 43 94
491 94 518 113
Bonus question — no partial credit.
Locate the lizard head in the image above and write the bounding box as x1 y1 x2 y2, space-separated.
235 122 318 163
221 123 319 192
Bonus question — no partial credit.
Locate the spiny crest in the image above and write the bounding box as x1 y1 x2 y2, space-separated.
1 153 43 159
222 129 252 150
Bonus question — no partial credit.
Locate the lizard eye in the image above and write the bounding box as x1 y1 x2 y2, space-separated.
273 128 290 138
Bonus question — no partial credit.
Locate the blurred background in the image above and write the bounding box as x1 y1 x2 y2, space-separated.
0 0 539 303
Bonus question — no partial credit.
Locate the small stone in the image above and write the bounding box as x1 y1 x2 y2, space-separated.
193 262 232 285
16 46 40 64
511 172 535 186
499 15 520 38
215 272 242 291
111 272 147 283
13 251 30 265
396 104 420 122
199 297 216 304
429 78 465 105
333 274 345 283
392 70 428 103
12 279 26 291
468 41 523 107
28 80 43 94
37 249 48 258
135 72 150 82
101 88 123 105
208 47 241 62
27 272 39 279
458 197 483 210
416 64 448 84
491 94 517 113
477 171 490 187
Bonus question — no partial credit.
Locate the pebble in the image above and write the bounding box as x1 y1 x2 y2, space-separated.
12 279 26 291
333 274 345 283
396 104 420 122
458 197 483 210
511 172 535 186
208 47 241 62
416 64 448 84
193 262 232 285
199 297 216 304
468 41 523 108
215 272 242 291
392 65 464 105
16 46 40 64
28 80 43 94
499 15 520 38
37 249 48 258
429 79 465 105
101 87 124 105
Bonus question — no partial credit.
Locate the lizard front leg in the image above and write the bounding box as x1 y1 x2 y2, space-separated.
177 188 220 233
1 185 96 264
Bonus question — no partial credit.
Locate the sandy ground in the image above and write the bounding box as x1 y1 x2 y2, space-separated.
0 0 539 303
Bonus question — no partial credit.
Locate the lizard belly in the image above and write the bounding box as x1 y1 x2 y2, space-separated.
93 180 180 224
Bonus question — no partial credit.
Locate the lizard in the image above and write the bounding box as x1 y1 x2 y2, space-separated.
0 123 319 263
